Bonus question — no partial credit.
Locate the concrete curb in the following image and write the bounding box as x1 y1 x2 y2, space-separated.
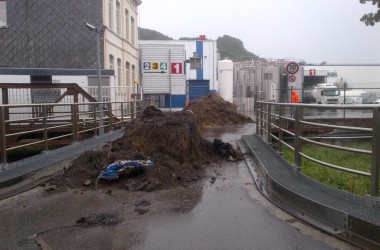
241 134 380 249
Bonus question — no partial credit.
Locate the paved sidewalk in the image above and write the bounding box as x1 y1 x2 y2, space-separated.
0 129 125 200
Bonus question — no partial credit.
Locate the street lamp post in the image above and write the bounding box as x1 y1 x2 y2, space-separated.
85 22 106 136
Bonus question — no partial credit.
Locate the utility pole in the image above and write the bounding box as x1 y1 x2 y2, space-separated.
85 23 106 136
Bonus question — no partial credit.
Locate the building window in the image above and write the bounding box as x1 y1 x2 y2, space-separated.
116 1 121 35
125 9 129 41
126 62 131 86
108 0 113 30
131 17 135 46
0 1 6 28
190 57 202 69
109 55 114 69
117 58 121 86
264 73 273 80
132 65 136 84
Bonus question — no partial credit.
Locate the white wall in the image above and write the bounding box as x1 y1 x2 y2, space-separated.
0 75 30 83
52 76 88 88
304 65 380 89
140 40 218 91
104 0 140 88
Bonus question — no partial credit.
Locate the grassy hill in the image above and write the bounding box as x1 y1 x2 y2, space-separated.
217 35 260 62
139 27 173 40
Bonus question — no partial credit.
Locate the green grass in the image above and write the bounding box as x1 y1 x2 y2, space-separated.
282 142 372 196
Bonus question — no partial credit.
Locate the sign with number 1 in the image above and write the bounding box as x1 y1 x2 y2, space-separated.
171 63 183 74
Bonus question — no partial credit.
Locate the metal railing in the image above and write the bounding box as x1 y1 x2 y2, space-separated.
0 100 143 167
1 86 142 105
255 101 380 197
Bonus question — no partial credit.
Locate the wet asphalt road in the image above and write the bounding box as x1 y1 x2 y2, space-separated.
131 124 345 250
0 123 355 249
133 162 333 250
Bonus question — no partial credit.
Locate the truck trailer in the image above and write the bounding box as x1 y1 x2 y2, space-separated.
308 83 341 104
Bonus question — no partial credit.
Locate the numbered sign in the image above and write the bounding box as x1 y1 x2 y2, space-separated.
286 62 299 75
143 62 151 70
152 62 159 70
289 75 296 83
160 62 168 70
171 63 183 74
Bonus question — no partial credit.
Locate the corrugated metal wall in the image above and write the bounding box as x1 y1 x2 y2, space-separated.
140 44 186 95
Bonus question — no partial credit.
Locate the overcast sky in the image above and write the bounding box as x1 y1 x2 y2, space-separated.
0 2 6 26
139 0 380 64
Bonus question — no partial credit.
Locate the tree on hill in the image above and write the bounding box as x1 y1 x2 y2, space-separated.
138 28 262 62
139 28 173 40
217 35 260 62
360 0 380 26
179 37 200 40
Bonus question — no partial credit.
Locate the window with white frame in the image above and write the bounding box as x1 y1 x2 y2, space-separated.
117 58 121 86
131 17 135 46
0 1 6 28
116 1 121 35
125 9 129 41
108 0 113 30
132 65 136 84
190 57 202 69
126 62 131 85
109 55 114 69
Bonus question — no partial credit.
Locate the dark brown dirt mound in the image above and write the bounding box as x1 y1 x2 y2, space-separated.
187 93 252 127
124 109 209 163
51 107 243 192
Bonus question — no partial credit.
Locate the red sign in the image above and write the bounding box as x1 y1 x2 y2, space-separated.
309 69 316 76
171 63 183 74
286 62 299 75
289 75 296 83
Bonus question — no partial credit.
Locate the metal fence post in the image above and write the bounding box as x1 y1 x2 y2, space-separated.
370 107 380 197
0 106 6 165
131 101 135 119
255 102 259 135
120 102 125 127
109 103 113 131
72 104 79 143
43 105 48 152
93 103 98 136
267 103 272 144
279 105 284 154
294 105 303 171
260 103 264 138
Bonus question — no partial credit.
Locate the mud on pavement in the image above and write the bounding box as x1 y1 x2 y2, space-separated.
49 93 251 194
0 94 254 249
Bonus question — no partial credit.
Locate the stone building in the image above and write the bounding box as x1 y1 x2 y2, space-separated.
0 0 141 89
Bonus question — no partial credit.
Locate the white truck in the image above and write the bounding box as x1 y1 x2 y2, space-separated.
340 90 363 104
310 83 341 104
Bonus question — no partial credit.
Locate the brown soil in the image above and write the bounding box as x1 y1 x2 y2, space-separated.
187 93 252 127
50 94 252 193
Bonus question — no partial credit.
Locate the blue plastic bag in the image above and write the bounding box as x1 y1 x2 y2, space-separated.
98 160 154 181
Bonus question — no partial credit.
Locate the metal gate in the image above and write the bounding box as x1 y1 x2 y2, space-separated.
189 80 209 101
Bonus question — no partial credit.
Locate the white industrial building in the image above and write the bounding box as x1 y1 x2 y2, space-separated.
234 61 283 102
234 61 380 104
140 38 219 108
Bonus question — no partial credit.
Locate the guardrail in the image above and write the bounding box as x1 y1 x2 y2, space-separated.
0 100 143 167
255 101 380 197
